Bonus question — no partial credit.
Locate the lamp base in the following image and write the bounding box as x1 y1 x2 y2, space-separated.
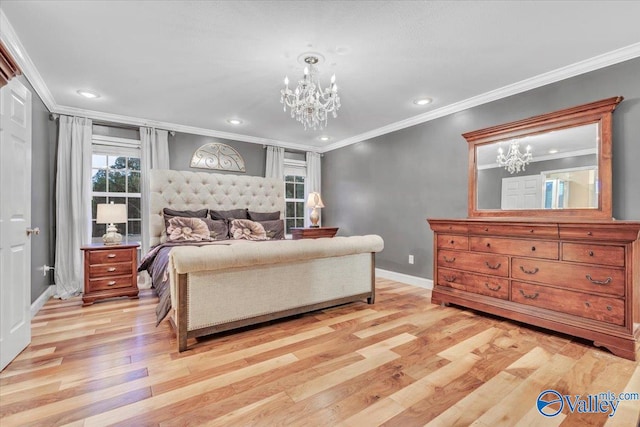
309 207 320 228
102 224 123 246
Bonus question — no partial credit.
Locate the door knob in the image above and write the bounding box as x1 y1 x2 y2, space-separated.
26 227 40 236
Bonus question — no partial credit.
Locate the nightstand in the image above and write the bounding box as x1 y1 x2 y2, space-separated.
81 243 139 306
291 227 339 240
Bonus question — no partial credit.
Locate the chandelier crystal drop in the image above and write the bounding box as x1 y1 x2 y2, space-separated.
496 141 533 174
280 56 341 130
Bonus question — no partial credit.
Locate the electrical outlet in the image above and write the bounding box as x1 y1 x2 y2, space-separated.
408 255 414 264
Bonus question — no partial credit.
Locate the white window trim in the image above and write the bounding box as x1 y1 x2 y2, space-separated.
283 159 307 238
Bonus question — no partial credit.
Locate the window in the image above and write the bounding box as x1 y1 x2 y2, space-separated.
91 135 141 245
284 159 306 235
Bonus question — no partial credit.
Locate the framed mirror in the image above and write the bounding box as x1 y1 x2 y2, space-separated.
465 97 622 219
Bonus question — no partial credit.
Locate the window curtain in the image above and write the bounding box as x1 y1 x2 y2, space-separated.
265 146 284 180
54 115 93 299
304 152 322 228
140 127 170 260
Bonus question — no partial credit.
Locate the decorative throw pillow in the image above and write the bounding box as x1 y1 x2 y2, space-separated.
202 218 229 240
209 208 248 220
258 219 285 240
229 219 267 241
166 217 211 242
248 210 281 221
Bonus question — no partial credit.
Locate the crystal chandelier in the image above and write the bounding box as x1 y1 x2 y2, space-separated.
496 141 533 174
280 56 341 130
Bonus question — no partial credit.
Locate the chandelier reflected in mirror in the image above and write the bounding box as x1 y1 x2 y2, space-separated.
496 141 533 174
280 56 341 130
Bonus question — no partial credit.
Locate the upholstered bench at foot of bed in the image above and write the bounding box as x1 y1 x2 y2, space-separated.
168 235 384 351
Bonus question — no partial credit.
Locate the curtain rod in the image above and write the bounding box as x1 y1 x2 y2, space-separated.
49 114 175 135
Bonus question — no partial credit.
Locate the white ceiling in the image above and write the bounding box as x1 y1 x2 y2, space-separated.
1 1 639 152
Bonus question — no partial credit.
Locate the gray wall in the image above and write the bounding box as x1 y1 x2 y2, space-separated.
20 75 56 303
168 133 266 176
322 57 640 280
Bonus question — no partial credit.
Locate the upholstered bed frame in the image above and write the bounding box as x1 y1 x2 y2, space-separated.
149 169 383 351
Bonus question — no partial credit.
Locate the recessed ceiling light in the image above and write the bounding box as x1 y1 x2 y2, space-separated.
226 118 243 125
413 97 432 106
318 135 331 142
548 149 559 154
77 89 100 99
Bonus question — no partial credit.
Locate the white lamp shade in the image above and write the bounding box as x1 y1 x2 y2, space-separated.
306 192 325 208
96 203 127 224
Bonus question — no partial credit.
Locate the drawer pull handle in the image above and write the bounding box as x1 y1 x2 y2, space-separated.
450 240 455 245
589 251 594 256
443 275 457 283
107 267 116 272
484 227 489 232
585 275 612 285
531 246 536 252
606 306 612 311
485 283 501 292
448 226 452 230
485 261 501 270
107 280 116 286
443 256 456 263
519 266 539 275
585 301 591 308
519 289 539 300
486 242 491 248
530 229 534 233
587 231 593 236
107 254 117 258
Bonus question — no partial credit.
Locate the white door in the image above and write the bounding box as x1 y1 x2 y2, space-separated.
0 78 32 371
501 175 542 210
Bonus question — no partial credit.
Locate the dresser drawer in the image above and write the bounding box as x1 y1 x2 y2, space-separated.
562 243 625 267
512 257 625 296
438 268 508 300
437 249 509 277
87 275 134 292
437 234 469 250
559 225 640 241
89 262 133 278
88 248 133 265
470 237 559 260
512 281 624 326
468 223 558 239
430 222 469 234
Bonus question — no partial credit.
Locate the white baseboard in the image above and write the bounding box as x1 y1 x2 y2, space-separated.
375 268 433 290
31 285 55 318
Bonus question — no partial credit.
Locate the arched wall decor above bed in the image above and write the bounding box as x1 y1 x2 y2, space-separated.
190 142 246 173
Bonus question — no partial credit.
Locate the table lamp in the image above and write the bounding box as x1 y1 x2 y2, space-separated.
96 202 127 245
306 192 324 228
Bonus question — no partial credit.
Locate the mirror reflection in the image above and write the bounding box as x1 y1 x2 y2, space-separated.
476 123 599 210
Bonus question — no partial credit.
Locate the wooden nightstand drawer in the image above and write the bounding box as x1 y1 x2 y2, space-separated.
437 234 469 250
88 275 135 292
470 236 558 260
89 248 133 265
291 227 339 239
89 262 133 278
437 249 509 277
438 268 508 300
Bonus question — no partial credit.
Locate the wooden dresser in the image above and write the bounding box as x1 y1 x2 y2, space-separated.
81 243 139 306
428 218 640 360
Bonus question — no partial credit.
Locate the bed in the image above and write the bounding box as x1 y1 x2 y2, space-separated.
140 169 384 351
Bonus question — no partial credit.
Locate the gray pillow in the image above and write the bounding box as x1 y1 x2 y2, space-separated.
163 208 208 230
209 208 248 220
248 210 281 221
259 219 285 240
202 218 229 240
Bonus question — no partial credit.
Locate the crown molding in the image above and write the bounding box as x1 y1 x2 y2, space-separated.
0 9 56 111
53 104 318 152
320 42 640 153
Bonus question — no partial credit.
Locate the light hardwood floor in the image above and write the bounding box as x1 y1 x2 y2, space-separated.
1 279 638 426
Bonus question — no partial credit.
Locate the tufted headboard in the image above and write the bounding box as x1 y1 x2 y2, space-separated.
149 169 285 248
